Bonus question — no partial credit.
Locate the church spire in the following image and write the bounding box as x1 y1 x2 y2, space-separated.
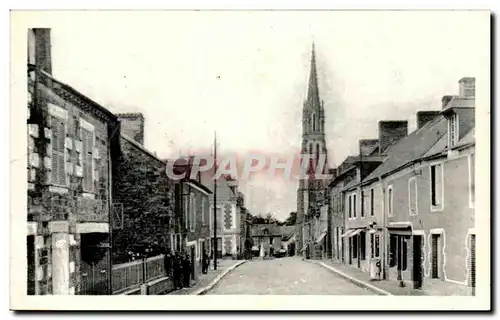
306 42 321 109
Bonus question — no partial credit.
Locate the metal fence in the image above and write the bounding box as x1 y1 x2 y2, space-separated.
112 254 166 294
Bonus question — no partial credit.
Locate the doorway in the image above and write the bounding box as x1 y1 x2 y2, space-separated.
431 234 441 279
27 235 35 295
190 245 196 280
412 235 423 289
79 233 110 295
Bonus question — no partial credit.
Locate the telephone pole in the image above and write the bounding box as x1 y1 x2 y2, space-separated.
213 131 218 270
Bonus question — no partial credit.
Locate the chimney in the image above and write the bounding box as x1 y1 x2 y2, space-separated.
33 29 52 75
378 121 408 154
359 139 379 157
117 113 145 145
416 111 441 129
459 77 475 98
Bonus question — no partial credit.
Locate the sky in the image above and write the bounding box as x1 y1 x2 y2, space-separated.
46 11 488 221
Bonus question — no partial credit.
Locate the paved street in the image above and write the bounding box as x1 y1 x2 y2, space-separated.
205 257 375 295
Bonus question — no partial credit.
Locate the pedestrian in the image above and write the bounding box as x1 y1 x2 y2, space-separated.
183 254 191 288
173 252 181 289
202 251 208 274
164 250 173 277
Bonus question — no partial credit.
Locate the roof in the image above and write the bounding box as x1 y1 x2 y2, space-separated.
38 69 118 122
251 224 282 237
281 226 295 241
121 134 163 163
363 115 447 182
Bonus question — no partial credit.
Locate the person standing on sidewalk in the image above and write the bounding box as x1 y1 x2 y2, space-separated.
182 253 191 288
202 251 208 274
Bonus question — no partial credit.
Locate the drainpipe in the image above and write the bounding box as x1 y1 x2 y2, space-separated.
379 177 387 280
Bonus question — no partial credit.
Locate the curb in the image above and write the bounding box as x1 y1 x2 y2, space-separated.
305 259 393 296
194 260 247 295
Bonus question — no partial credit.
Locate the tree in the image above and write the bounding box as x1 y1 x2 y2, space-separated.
284 211 297 226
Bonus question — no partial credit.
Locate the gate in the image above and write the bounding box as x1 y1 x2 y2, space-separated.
78 233 110 295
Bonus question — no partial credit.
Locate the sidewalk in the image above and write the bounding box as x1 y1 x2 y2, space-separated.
167 259 246 295
308 259 472 296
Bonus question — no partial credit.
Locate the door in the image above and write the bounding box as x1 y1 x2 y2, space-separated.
27 235 36 295
431 234 440 279
470 234 476 295
190 246 196 280
412 235 423 289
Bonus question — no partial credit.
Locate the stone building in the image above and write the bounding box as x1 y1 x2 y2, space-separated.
296 44 331 258
111 122 175 264
27 28 120 295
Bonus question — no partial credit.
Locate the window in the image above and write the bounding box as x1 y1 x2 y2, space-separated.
470 154 475 207
353 194 357 218
352 236 358 259
190 193 196 231
370 188 374 216
51 115 67 186
201 197 206 224
348 195 352 218
449 113 459 147
431 164 443 208
316 143 320 162
409 177 418 215
81 127 94 192
360 191 365 218
311 113 316 132
387 186 393 216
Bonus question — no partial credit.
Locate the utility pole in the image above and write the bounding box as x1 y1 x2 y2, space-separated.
213 131 218 270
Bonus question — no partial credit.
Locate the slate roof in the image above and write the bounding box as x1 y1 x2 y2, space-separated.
281 226 295 241
251 224 283 237
363 115 448 182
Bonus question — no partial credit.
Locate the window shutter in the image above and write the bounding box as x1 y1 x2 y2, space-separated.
82 128 94 192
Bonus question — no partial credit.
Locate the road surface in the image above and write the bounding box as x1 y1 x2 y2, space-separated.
205 257 375 295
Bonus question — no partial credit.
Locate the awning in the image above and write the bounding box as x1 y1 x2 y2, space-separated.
388 222 412 235
340 228 364 238
350 229 363 237
315 232 327 244
340 230 354 238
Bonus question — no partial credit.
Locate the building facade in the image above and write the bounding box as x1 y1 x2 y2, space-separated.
342 77 476 294
27 28 120 295
251 224 283 257
111 127 175 264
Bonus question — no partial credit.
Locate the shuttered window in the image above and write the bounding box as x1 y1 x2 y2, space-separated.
409 178 417 215
51 116 66 186
81 128 94 192
353 194 357 218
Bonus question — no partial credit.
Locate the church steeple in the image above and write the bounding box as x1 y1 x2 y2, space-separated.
306 42 321 110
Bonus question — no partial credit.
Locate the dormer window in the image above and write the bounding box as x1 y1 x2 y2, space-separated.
449 113 459 148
